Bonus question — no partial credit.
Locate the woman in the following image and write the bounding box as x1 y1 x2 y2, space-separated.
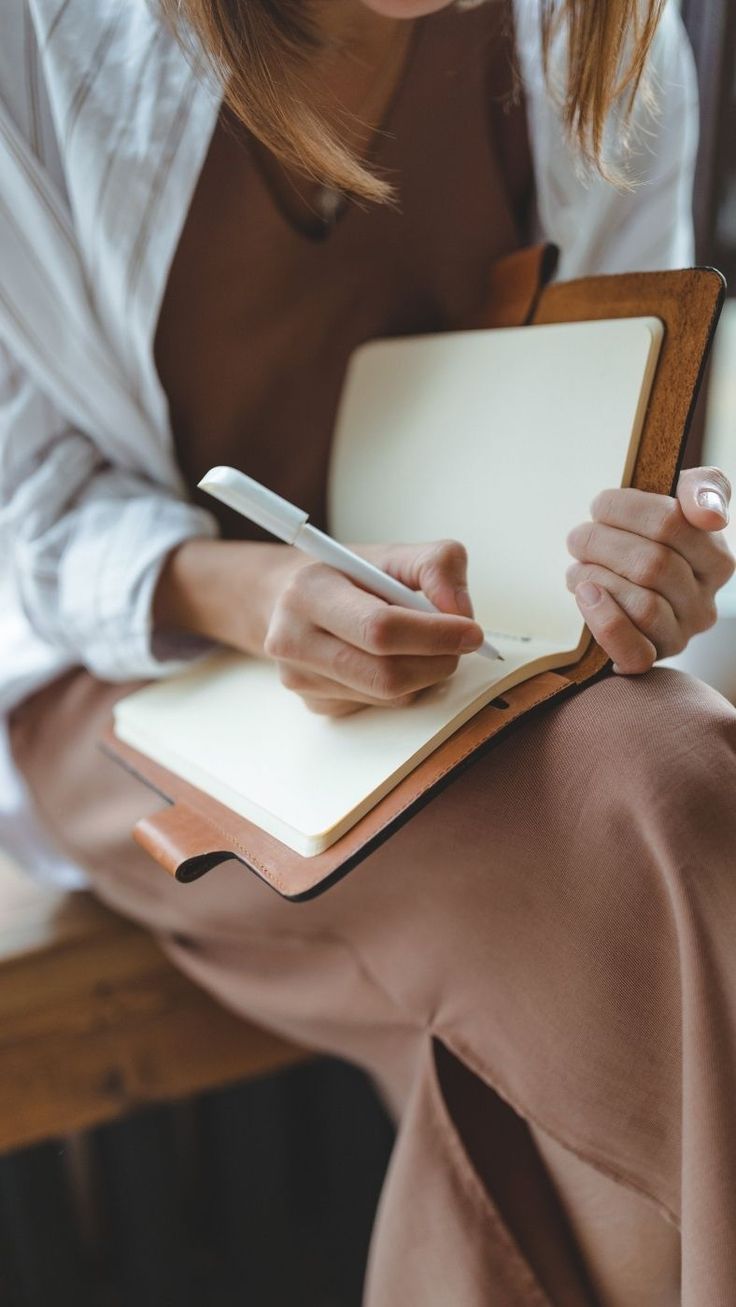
1 0 735 1301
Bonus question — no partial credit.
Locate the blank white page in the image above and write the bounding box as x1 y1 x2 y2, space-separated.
115 639 554 857
329 318 663 646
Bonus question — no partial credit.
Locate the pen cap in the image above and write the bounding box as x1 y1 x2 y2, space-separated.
198 466 309 543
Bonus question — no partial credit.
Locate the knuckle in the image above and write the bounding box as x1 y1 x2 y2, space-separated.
279 574 305 609
633 589 663 629
300 561 331 588
435 538 468 568
387 692 419 710
263 617 293 661
262 628 279 659
590 488 618 522
378 608 399 648
597 611 627 644
651 499 683 546
277 664 306 692
330 701 365 718
304 697 338 717
422 540 468 591
331 641 356 680
719 547 736 585
567 521 595 557
283 563 329 607
277 577 300 610
436 654 460 679
565 524 582 553
635 544 670 589
369 659 406 700
662 633 687 658
360 607 396 653
699 599 719 632
335 644 381 693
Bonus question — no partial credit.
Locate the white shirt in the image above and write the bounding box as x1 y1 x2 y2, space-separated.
0 0 698 887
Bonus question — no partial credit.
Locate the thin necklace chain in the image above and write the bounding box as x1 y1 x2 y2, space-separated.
315 20 415 223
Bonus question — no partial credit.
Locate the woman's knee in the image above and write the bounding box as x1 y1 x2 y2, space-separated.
472 665 736 1007
555 667 736 823
540 667 736 1001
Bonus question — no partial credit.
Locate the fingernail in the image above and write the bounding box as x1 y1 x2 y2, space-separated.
697 488 729 522
454 586 475 619
576 581 602 607
460 628 483 652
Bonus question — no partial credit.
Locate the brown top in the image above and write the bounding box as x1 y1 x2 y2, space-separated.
154 2 533 540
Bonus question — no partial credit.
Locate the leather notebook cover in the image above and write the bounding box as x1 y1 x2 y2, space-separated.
101 249 726 899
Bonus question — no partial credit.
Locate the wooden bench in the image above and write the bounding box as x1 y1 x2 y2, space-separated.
0 855 307 1155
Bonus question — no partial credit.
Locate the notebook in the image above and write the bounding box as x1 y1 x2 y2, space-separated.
113 315 663 857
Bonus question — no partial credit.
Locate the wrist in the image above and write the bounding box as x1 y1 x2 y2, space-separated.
153 538 303 656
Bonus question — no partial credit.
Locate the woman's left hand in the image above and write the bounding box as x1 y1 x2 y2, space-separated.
566 467 736 674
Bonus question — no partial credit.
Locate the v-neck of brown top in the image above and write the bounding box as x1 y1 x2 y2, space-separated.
154 0 533 540
245 17 427 244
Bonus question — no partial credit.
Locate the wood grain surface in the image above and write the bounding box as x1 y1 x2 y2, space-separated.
0 857 306 1153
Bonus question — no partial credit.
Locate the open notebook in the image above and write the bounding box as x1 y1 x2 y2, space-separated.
113 316 663 856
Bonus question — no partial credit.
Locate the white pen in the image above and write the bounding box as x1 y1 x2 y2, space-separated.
198 466 503 662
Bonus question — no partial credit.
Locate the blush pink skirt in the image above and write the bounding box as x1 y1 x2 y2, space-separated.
10 665 736 1306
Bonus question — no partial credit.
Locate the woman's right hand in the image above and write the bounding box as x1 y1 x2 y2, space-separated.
155 537 485 717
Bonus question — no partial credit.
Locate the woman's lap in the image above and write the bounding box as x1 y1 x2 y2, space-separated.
10 663 736 1290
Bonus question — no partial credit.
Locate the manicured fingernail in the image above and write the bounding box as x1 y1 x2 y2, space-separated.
460 628 483 652
697 488 729 522
576 581 602 607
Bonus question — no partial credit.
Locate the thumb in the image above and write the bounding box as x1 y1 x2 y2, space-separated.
415 539 475 617
677 466 731 531
378 539 475 618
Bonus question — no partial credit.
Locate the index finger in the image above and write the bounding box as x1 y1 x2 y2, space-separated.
299 566 485 656
588 487 728 580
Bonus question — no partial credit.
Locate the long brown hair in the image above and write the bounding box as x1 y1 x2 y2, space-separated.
162 0 666 201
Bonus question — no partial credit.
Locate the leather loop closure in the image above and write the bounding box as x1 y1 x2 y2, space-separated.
134 801 232 882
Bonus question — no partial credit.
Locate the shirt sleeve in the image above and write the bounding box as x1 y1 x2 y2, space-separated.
517 0 698 279
0 339 219 682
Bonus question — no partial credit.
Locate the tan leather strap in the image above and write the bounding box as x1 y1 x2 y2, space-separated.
474 243 559 330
